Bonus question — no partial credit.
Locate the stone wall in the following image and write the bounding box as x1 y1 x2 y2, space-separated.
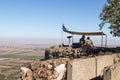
19 58 69 80
19 52 120 80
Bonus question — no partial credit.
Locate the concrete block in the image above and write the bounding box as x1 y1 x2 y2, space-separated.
67 58 96 80
103 62 120 80
111 62 120 80
103 67 111 80
67 61 73 80
96 55 114 77
67 54 120 80
112 53 120 64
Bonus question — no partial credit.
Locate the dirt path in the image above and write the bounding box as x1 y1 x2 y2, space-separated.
0 65 12 69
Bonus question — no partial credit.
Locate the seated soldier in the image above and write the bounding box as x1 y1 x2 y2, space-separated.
79 35 85 47
85 37 94 47
84 37 94 55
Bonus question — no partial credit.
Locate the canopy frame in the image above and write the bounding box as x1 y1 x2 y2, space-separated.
62 25 107 47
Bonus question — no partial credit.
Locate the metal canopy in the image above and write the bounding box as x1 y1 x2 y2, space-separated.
63 25 106 36
62 25 107 47
64 30 105 36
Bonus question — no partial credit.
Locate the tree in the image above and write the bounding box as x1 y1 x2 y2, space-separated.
99 0 120 37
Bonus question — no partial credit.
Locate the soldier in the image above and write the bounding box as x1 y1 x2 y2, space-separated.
84 37 94 55
85 37 94 47
79 35 85 47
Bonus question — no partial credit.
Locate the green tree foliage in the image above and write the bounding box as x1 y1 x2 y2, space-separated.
99 0 120 37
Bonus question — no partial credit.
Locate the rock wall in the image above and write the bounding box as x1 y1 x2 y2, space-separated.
19 58 69 80
45 46 85 59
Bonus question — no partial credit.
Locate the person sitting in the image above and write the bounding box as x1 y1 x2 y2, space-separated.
79 35 85 47
85 37 94 47
84 37 94 55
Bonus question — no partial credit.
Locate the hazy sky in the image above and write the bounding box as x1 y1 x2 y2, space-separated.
0 0 120 46
0 0 108 38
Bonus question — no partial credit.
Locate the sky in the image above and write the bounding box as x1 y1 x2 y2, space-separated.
0 0 120 46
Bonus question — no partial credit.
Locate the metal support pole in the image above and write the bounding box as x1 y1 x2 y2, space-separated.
105 34 107 47
72 34 74 45
69 38 70 47
101 35 103 47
